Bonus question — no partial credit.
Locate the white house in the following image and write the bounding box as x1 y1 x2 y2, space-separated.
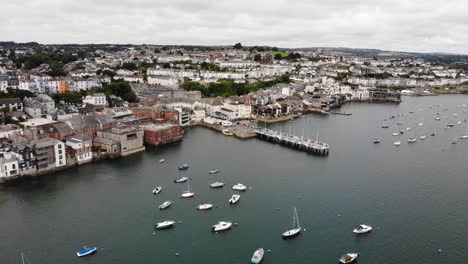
147 75 179 86
65 135 92 164
0 152 20 179
53 140 66 168
83 93 108 106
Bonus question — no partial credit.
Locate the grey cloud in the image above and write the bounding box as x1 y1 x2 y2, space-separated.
2 0 468 54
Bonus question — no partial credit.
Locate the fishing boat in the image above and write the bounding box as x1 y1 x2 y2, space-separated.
210 182 224 188
339 253 359 264
209 169 220 174
159 159 165 163
155 220 175 229
212 221 232 232
222 129 234 136
251 248 265 264
197 203 213 210
181 181 195 198
174 176 188 183
76 247 97 257
229 194 240 204
394 141 401 146
353 224 372 234
178 164 189 170
232 183 247 191
152 186 162 195
282 207 301 238
373 139 380 144
159 201 172 210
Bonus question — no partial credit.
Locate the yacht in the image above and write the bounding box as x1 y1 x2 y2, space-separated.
174 176 188 183
159 201 172 210
394 141 401 146
282 207 301 238
353 224 372 234
210 182 225 188
373 139 380 144
209 169 220 174
229 194 240 204
178 164 189 170
339 253 359 264
159 159 165 163
251 248 265 264
232 183 247 191
76 247 97 257
420 135 426 140
197 203 213 210
152 186 162 195
212 221 232 232
155 220 175 229
181 181 195 198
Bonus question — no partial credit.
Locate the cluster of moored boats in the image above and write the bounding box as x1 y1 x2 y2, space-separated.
375 104 468 146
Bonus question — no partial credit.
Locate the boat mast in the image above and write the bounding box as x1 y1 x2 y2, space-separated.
295 208 300 228
21 252 24 264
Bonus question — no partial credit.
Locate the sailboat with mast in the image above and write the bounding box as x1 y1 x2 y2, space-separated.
181 181 194 198
460 122 468 139
282 207 301 238
21 253 33 264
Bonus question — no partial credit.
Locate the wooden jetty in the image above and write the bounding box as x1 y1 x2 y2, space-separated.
255 128 330 156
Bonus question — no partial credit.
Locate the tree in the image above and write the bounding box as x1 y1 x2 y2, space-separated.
48 61 66 77
121 62 137 70
233 43 243 49
101 69 116 78
274 53 283 60
272 47 279 52
287 52 301 60
253 54 262 62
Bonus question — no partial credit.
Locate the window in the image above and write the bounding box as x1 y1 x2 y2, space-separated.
58 144 62 149
12 164 16 169
59 150 62 154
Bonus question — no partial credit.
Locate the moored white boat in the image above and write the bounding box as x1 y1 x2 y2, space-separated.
251 248 264 264
452 138 458 144
339 253 359 264
420 135 426 140
212 221 232 232
232 183 247 191
407 138 417 143
210 182 224 188
76 247 97 257
229 194 240 204
159 200 172 210
373 139 380 144
181 181 194 198
152 186 162 195
174 176 188 183
209 169 220 174
155 220 175 229
159 159 165 163
394 141 401 146
282 207 301 238
392 132 398 136
353 224 372 234
197 203 213 210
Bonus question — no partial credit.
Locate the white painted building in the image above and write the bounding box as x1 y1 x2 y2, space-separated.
83 93 108 106
0 152 20 179
147 75 179 86
54 140 66 168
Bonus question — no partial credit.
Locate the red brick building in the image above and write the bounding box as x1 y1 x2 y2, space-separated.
141 123 183 146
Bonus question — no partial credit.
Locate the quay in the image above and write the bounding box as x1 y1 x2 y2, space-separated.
255 128 330 156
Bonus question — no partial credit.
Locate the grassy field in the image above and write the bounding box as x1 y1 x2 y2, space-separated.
271 51 289 57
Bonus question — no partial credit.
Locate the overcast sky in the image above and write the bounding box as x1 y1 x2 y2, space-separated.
2 0 468 54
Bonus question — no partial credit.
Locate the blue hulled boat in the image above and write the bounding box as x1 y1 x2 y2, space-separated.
76 247 97 257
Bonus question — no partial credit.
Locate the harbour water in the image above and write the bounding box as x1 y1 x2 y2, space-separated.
1 95 468 264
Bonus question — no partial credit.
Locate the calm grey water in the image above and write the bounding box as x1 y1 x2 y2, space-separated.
1 95 468 264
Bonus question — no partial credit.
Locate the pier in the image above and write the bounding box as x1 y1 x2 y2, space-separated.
255 128 330 156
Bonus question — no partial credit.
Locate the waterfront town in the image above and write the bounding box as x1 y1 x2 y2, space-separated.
0 42 467 182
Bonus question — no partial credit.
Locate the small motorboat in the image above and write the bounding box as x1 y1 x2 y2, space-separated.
232 183 247 191
460 135 468 139
447 123 455 127
212 221 232 232
420 135 426 140
407 138 417 143
152 186 162 195
457 121 463 125
339 253 359 264
251 248 265 264
452 138 458 144
197 203 213 210
155 220 175 229
392 132 398 136
406 127 411 131
159 201 172 210
209 169 220 174
381 124 389 128
159 159 165 163
353 224 372 234
400 130 404 134
229 194 240 204
394 141 401 146
418 122 424 126
373 139 380 144
431 132 437 136
435 117 440 121
174 177 188 183
210 182 225 188
76 247 97 257
178 164 189 170
222 129 234 136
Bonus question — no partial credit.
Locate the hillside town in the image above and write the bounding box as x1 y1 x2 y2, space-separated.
0 42 467 181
